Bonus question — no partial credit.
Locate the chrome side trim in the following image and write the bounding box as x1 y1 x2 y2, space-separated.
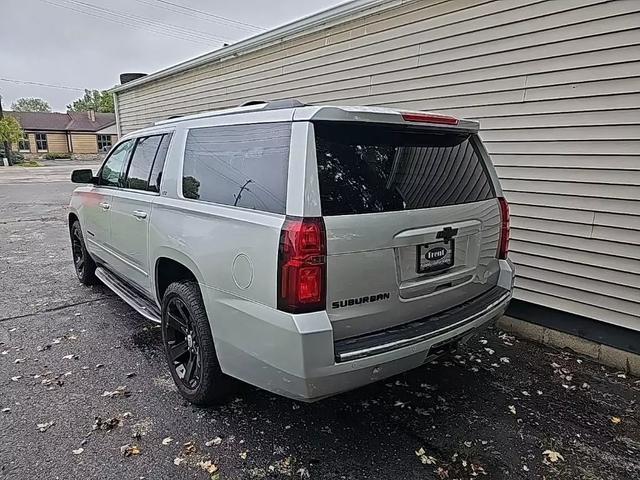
336 292 511 362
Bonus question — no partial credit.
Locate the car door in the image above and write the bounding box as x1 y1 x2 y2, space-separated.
108 133 171 292
82 139 135 265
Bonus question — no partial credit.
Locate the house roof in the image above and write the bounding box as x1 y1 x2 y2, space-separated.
7 111 116 132
112 0 394 93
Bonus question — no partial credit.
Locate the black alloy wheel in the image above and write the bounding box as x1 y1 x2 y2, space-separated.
70 220 97 285
164 297 202 390
161 281 234 405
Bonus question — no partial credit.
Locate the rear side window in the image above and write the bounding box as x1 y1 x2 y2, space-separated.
148 134 171 193
182 123 291 214
314 122 495 216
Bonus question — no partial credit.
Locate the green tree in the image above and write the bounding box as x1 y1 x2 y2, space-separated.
0 116 24 163
11 97 51 112
67 89 114 113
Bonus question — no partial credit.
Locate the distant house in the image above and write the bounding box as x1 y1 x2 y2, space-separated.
7 111 118 155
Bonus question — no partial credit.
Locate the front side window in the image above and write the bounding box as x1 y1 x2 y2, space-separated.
18 133 30 151
97 134 112 152
99 140 134 187
182 123 291 214
35 133 47 151
314 122 495 216
125 135 163 191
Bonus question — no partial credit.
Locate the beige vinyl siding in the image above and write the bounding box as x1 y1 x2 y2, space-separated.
46 133 68 153
115 0 640 330
71 134 98 154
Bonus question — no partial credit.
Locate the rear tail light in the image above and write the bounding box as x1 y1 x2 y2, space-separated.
277 217 326 313
402 112 459 125
497 197 510 259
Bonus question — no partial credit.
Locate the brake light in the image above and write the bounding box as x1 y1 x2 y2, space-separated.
497 197 510 259
402 112 459 125
277 217 326 313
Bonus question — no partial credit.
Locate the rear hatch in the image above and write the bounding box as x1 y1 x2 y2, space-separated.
313 119 503 341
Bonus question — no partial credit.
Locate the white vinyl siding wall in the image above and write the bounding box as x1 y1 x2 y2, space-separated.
115 0 640 330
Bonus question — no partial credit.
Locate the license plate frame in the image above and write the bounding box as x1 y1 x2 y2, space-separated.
416 240 455 274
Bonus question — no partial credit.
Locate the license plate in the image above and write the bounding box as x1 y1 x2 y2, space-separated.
416 240 454 274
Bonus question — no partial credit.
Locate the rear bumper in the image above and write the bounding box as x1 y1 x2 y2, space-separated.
206 259 514 401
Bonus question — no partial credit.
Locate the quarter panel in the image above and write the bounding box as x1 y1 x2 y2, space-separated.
149 197 285 308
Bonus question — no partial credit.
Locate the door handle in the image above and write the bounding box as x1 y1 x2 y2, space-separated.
99 202 110 210
132 210 148 219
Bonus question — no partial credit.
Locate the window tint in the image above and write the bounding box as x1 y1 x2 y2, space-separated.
182 123 290 213
148 134 171 193
314 122 495 216
125 135 162 191
99 140 134 187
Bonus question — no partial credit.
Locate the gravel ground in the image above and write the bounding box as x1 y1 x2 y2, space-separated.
1 167 639 480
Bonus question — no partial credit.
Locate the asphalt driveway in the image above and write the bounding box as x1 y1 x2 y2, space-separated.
1 165 639 479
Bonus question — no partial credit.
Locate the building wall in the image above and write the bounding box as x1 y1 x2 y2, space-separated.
27 133 37 154
114 0 640 330
46 133 69 153
70 134 97 154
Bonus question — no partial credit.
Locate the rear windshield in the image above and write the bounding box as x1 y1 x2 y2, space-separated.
313 122 495 216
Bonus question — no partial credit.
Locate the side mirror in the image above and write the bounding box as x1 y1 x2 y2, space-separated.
71 169 96 184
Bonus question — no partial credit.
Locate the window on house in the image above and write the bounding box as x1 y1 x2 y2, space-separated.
97 134 113 152
35 133 48 151
18 133 30 152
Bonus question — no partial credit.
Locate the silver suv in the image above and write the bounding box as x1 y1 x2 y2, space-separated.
68 100 514 405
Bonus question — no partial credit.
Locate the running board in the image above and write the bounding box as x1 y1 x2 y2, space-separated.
95 267 161 323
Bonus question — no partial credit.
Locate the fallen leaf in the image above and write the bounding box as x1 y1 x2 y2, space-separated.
162 437 174 445
543 449 564 463
120 444 141 457
72 448 84 455
205 437 222 447
415 447 437 465
611 416 622 424
198 460 218 475
37 421 55 432
182 441 197 455
93 416 121 431
101 386 131 398
508 405 517 415
173 457 184 466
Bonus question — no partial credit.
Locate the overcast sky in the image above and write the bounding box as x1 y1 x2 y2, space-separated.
1 0 350 112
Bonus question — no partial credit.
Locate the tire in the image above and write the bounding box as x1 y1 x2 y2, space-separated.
70 220 97 285
161 281 234 405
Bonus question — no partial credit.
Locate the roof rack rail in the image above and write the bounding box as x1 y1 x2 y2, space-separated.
240 99 307 110
154 99 307 126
